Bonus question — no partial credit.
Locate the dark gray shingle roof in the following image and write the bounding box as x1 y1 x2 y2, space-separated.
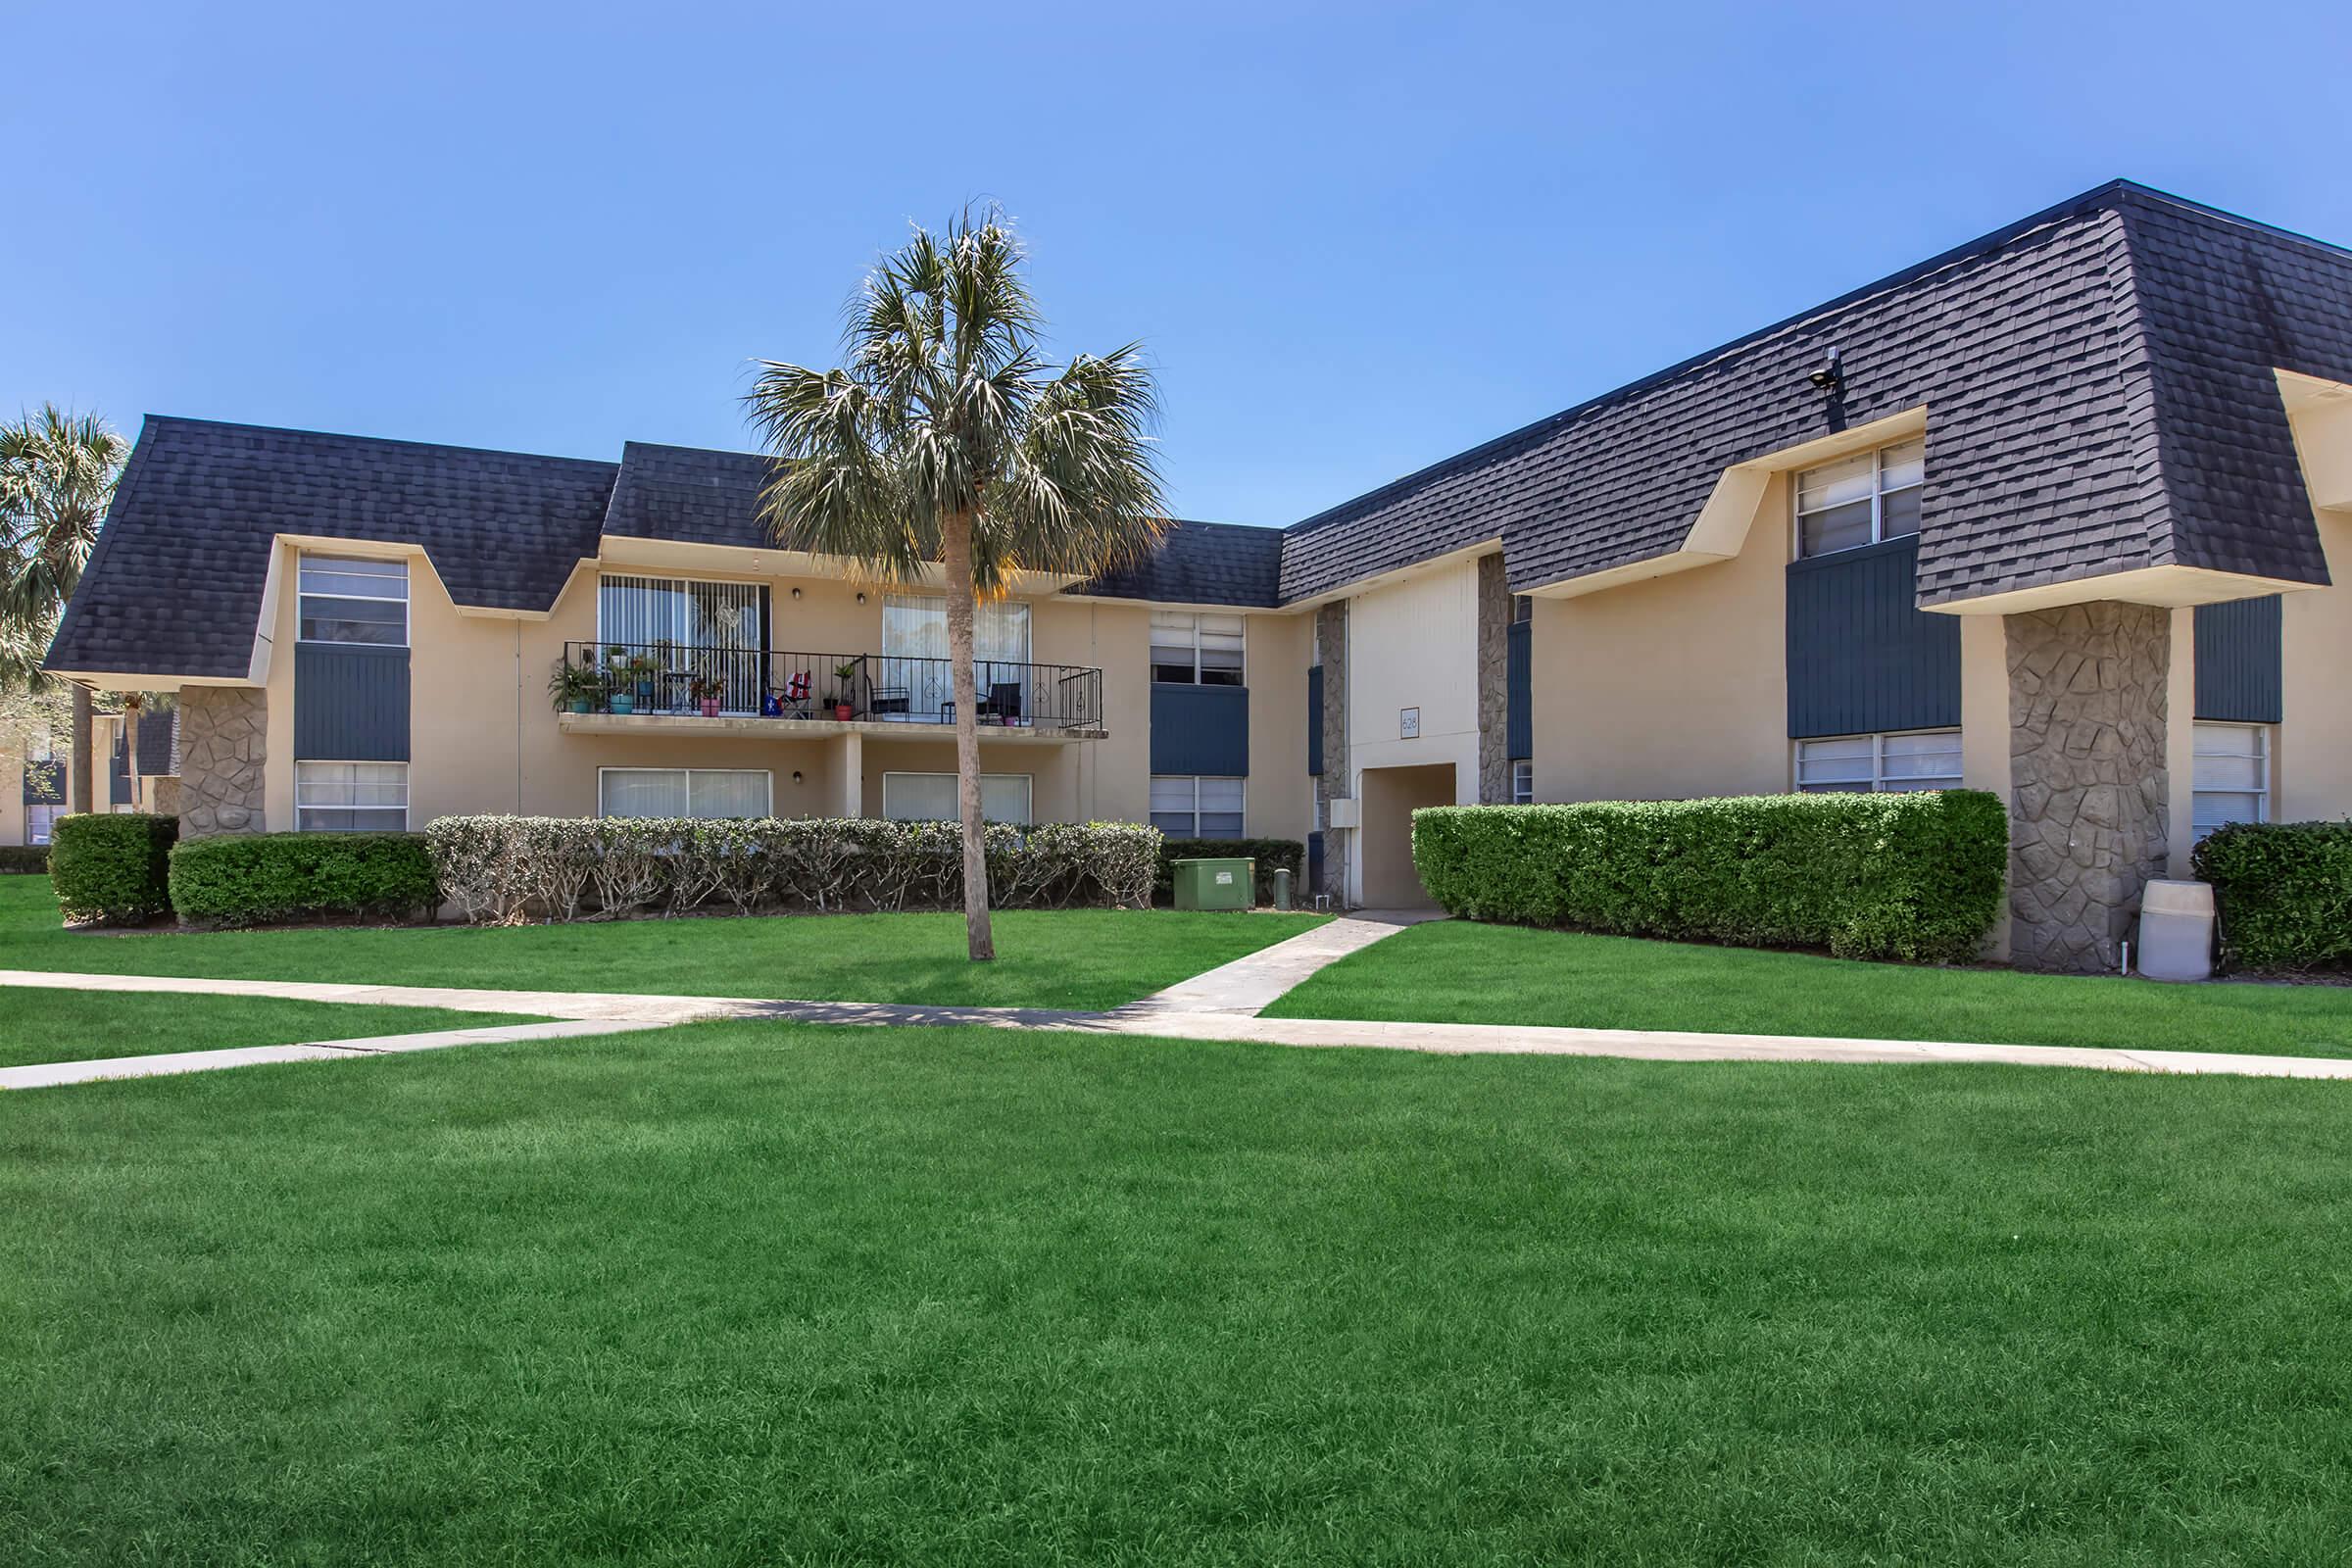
602 441 775 549
1075 519 1285 607
1281 181 2349 607
48 181 2352 681
48 418 616 678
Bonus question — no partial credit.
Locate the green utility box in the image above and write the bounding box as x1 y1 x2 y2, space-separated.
1172 857 1256 911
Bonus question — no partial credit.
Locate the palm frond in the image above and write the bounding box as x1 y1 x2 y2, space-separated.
742 211 1164 596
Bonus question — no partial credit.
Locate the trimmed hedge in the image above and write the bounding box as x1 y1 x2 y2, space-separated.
1413 791 2007 964
2191 819 2352 974
424 816 1162 925
1153 837 1305 906
169 831 439 928
49 812 177 926
0 845 50 875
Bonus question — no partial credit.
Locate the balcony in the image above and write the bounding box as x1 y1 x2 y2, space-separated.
553 641 1106 742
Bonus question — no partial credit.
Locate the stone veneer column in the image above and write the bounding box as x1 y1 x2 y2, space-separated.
175 685 270 837
1315 601 1349 906
1474 553 1510 804
2004 602 2171 973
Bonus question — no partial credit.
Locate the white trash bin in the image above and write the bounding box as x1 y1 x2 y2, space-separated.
2136 879 2215 982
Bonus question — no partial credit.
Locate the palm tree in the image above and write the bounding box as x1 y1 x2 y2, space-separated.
745 211 1167 959
0 405 129 813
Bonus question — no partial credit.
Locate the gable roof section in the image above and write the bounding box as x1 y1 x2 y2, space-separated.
48 418 616 678
1279 181 2347 608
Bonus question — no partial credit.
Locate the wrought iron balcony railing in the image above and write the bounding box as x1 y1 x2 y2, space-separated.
559 641 1104 732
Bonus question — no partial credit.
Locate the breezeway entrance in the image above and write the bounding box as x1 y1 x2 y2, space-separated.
1358 762 1456 909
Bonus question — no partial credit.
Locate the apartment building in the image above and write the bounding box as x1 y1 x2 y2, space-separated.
47 181 2352 970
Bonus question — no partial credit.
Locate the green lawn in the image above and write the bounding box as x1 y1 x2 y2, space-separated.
0 986 544 1071
1267 918 2352 1058
6 1024 2351 1563
0 877 1324 1011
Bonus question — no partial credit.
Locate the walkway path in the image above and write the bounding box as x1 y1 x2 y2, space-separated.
7 916 2352 1088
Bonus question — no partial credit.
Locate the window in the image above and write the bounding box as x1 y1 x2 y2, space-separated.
298 556 409 645
2192 723 2269 841
1795 437 1925 558
1511 760 1534 804
598 767 771 820
25 804 62 845
1150 775 1245 838
1511 594 1534 624
1151 612 1245 685
881 772 1032 825
1795 729 1961 794
296 760 410 831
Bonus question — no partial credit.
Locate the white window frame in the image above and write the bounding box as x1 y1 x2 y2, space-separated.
596 766 774 820
1793 437 1926 559
1149 774 1247 839
25 803 63 846
1150 612 1246 686
1511 759 1534 804
1793 729 1962 794
297 554 411 647
2191 722 2270 842
294 760 412 832
880 771 1033 825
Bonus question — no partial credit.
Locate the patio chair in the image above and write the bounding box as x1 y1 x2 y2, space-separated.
867 675 909 717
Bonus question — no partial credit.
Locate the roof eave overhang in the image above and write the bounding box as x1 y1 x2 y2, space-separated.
1923 564 2324 615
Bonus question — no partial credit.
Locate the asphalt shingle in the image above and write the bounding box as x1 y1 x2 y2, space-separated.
48 419 616 678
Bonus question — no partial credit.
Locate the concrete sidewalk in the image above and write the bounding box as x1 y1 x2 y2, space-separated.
7 915 2352 1087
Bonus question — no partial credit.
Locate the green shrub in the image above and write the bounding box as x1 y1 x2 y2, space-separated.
49 812 177 925
168 831 439 928
423 816 1162 925
2191 819 2352 974
0 845 50 875
1413 791 2007 964
1153 837 1305 906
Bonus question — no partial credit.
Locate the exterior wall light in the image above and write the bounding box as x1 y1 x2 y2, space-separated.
1807 346 1843 392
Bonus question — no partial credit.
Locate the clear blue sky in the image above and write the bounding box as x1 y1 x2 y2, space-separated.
9 1 2348 528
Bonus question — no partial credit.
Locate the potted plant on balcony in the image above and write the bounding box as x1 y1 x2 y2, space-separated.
690 674 724 717
601 647 636 713
831 661 859 721
549 662 604 714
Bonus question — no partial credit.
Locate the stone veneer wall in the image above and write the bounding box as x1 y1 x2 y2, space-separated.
1474 553 1510 803
2005 602 2171 972
175 685 270 838
1315 601 1349 905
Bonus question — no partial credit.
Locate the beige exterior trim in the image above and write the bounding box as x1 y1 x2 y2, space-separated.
1925 563 2321 616
2280 368 2352 512
1525 406 1929 601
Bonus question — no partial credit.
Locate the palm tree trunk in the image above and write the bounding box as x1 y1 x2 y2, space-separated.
943 511 996 960
69 684 92 815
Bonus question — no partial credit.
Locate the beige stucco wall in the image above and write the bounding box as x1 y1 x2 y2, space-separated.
265 543 1183 828
1244 610 1311 838
2165 608 2197 879
1342 555 1483 900
1529 471 1791 802
2278 506 2352 823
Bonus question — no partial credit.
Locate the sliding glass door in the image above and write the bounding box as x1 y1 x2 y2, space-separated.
880 595 1030 722
598 576 764 711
